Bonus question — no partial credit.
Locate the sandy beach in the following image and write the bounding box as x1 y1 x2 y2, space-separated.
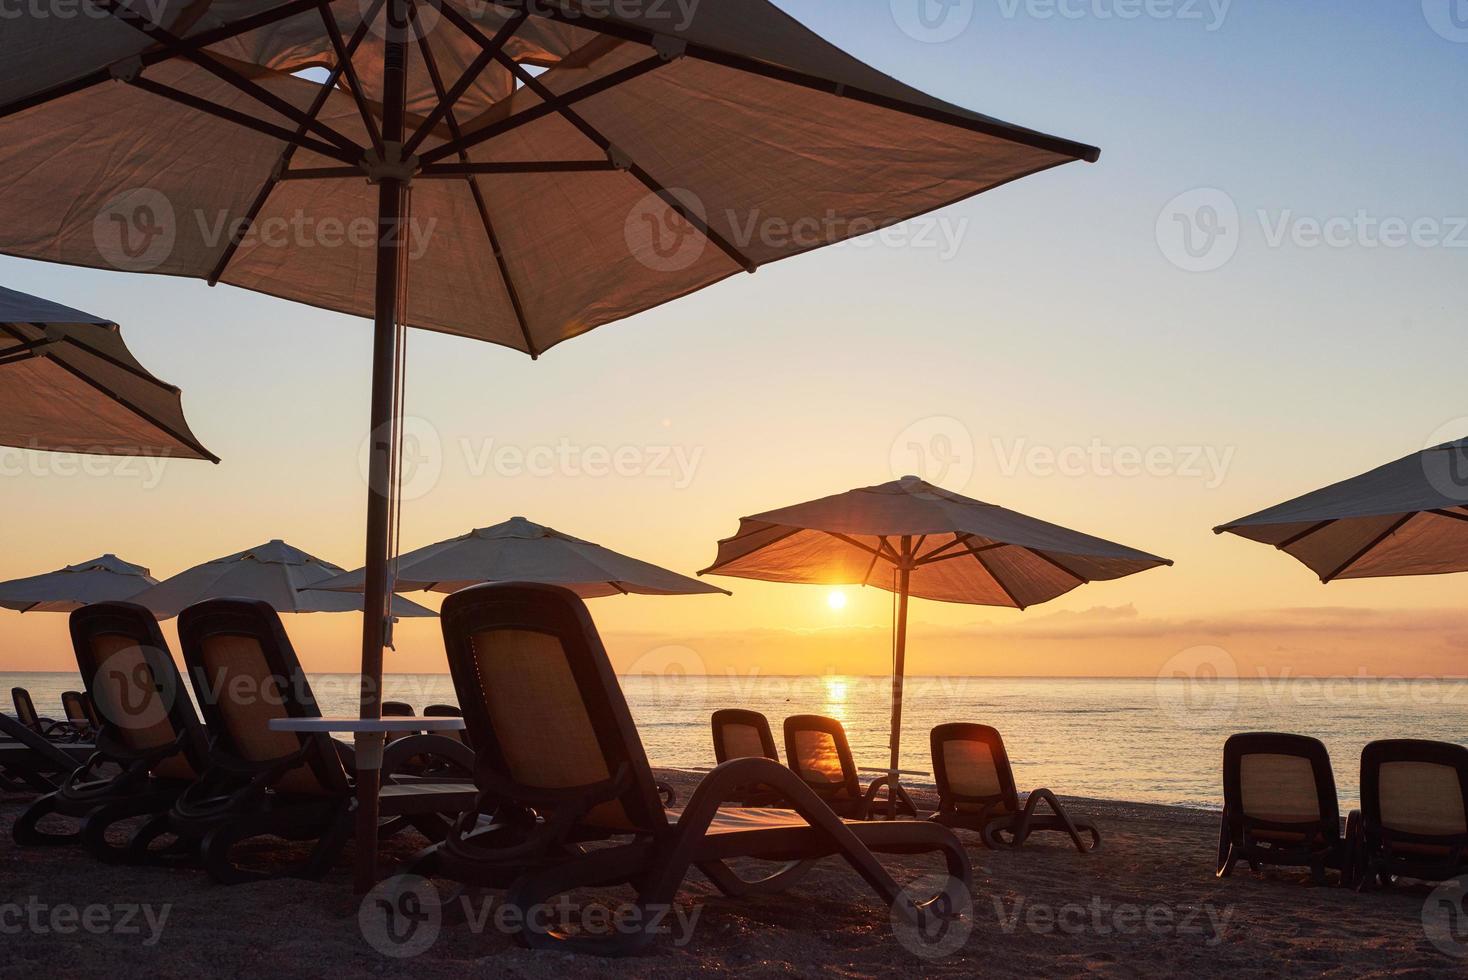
2 770 1459 979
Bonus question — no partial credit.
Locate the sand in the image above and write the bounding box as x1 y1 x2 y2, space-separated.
1 771 1461 979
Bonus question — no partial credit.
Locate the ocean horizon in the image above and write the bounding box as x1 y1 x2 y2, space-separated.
9 670 1463 812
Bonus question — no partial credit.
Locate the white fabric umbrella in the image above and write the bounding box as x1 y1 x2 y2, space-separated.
313 515 727 598
0 286 215 460
130 540 433 619
1215 438 1468 582
0 554 157 613
703 475 1171 814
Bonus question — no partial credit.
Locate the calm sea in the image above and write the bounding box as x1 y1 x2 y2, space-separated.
6 671 1465 811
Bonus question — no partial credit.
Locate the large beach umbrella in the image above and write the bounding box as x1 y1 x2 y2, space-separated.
703 476 1172 813
0 286 215 461
313 515 728 598
0 1 1099 885
130 539 433 619
0 555 157 613
1215 438 1468 582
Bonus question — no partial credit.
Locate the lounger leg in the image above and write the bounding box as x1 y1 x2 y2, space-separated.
12 793 80 847
696 858 817 897
127 814 197 866
1216 815 1236 878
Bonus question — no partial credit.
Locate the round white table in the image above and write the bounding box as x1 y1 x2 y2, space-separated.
267 715 468 891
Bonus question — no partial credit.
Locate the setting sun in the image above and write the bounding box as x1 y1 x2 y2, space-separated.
826 589 848 611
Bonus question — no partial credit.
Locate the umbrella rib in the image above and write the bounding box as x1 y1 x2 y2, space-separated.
95 0 364 157
914 534 971 564
319 0 384 152
493 51 758 274
1274 520 1335 549
49 335 181 392
919 540 1008 567
1321 513 1416 583
416 53 670 166
206 0 386 286
34 342 219 462
127 75 357 165
414 28 539 357
1429 508 1468 524
1022 547 1087 583
488 0 1100 163
0 0 323 122
402 11 527 158
964 541 1026 610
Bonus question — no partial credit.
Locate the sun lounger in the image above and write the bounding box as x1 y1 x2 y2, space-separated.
140 598 475 884
13 602 210 862
1349 739 1468 890
711 708 788 806
410 583 969 955
424 703 468 748
783 714 917 819
382 700 417 746
11 687 70 739
0 713 94 793
60 690 99 739
1216 732 1348 883
930 723 1099 853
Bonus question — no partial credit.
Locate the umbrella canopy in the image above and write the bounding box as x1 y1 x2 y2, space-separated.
703 475 1171 815
0 2 1099 353
130 540 434 619
1214 438 1468 582
0 286 216 460
313 515 728 598
0 554 157 613
704 476 1172 609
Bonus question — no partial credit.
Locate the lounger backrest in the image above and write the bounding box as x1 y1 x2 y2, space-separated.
177 598 348 798
382 700 414 745
440 583 666 836
783 714 860 802
1362 740 1468 839
61 691 90 727
711 709 779 764
930 723 1019 813
11 687 40 730
69 602 208 781
1222 732 1338 830
424 704 469 747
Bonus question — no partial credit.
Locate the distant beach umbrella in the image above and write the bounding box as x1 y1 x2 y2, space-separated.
703 476 1172 815
313 516 727 599
130 540 433 620
1215 438 1468 582
0 555 157 613
0 285 215 461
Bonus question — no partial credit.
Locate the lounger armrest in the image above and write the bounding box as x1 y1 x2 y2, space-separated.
382 733 475 780
683 757 852 826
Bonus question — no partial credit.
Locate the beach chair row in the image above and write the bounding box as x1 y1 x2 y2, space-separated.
712 709 1100 853
10 687 100 742
4 584 975 956
1218 732 1468 890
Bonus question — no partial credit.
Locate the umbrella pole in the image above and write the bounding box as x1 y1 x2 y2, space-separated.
887 543 912 819
353 0 409 895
